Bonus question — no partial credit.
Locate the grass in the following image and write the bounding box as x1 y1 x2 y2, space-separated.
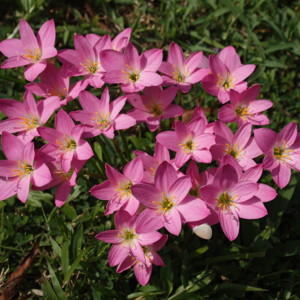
0 0 300 299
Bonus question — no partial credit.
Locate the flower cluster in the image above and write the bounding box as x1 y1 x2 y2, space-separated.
0 19 299 286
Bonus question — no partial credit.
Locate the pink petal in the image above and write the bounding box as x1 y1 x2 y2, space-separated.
75 140 93 160
209 55 227 77
96 230 121 243
231 65 255 83
0 178 18 200
0 161 19 177
218 46 241 72
277 122 297 147
37 19 55 49
219 209 240 241
1 56 29 68
168 176 191 203
134 262 152 286
100 50 124 72
24 62 47 82
114 114 136 130
254 128 277 153
163 209 182 235
31 160 52 187
186 68 210 84
105 164 127 186
1 131 25 161
233 123 252 149
168 42 184 69
138 72 163 87
256 183 277 202
55 181 72 207
230 181 259 202
108 244 129 267
17 175 31 203
19 19 38 50
140 49 163 71
130 241 145 263
156 131 179 152
110 95 127 119
237 198 268 219
218 105 236 123
123 157 143 183
74 34 95 62
0 39 24 57
55 110 75 134
155 161 178 192
124 43 140 71
138 232 162 245
103 70 127 84
271 163 291 189
131 184 161 209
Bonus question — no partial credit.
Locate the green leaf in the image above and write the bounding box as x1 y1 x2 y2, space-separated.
41 278 59 300
61 241 70 277
47 261 67 300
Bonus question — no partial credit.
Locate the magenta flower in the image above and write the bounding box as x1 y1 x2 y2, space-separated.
0 91 60 142
101 42 163 93
156 118 215 167
70 88 136 139
90 158 144 216
218 85 273 126
26 63 88 106
159 42 210 93
127 86 182 132
0 132 52 202
96 210 163 266
134 142 175 184
37 110 93 173
254 122 300 188
116 234 168 286
210 121 262 170
0 19 57 81
132 162 210 235
202 46 256 103
58 34 110 88
33 159 86 207
201 164 267 241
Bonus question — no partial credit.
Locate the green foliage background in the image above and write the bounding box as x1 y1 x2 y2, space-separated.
0 0 299 299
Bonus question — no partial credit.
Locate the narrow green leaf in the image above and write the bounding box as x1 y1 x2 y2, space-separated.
41 278 59 300
61 241 70 277
47 261 67 300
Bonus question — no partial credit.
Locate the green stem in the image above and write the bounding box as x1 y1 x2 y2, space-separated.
119 130 131 160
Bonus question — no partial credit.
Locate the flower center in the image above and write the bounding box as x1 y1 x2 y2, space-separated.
116 181 133 198
235 105 251 118
179 136 195 153
225 143 242 159
217 73 233 90
273 141 293 161
118 228 137 245
53 168 73 181
81 60 100 74
92 112 111 130
19 116 40 131
23 48 41 62
150 103 162 116
172 66 187 83
153 192 175 213
11 161 34 178
56 136 77 152
189 187 200 197
217 191 237 210
129 73 140 82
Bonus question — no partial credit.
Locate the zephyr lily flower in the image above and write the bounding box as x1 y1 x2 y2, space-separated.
156 118 215 168
0 19 57 81
58 34 111 88
200 164 267 241
132 162 211 236
26 63 88 106
101 42 163 93
159 42 210 93
86 28 131 52
96 210 163 266
32 159 86 207
218 85 273 126
127 86 182 132
0 132 52 202
116 234 168 286
134 142 174 184
210 121 262 170
0 91 60 142
202 46 256 103
70 88 136 139
37 110 93 173
90 157 143 216
254 122 300 188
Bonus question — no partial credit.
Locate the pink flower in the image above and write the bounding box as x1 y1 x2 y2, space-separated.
58 34 110 88
90 158 144 216
254 122 300 188
159 42 210 93
70 88 136 139
96 210 162 266
127 86 182 132
0 19 57 81
0 91 60 142
116 234 167 286
202 46 256 103
218 85 273 126
37 110 93 173
210 121 262 170
201 164 267 241
132 162 210 235
101 42 163 93
86 28 131 52
32 159 86 207
0 132 52 202
134 142 174 184
25 63 88 106
156 118 215 167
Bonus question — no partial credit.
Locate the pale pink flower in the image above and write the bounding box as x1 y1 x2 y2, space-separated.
210 121 262 170
200 164 267 241
156 118 215 167
37 110 93 173
218 84 273 126
116 234 168 286
0 91 60 142
25 63 88 106
132 162 210 235
254 122 300 188
202 46 256 103
90 158 143 216
101 42 163 93
70 88 136 139
127 86 182 132
58 34 110 88
96 210 162 266
0 132 52 202
0 19 57 81
159 42 210 93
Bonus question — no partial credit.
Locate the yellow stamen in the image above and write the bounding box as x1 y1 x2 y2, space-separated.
179 135 195 154
116 181 133 198
11 161 34 178
56 136 77 152
217 73 234 90
225 143 242 159
91 112 111 130
118 228 137 246
18 116 40 131
152 192 176 214
216 191 237 210
23 48 41 62
172 65 187 83
273 140 294 162
81 59 100 74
